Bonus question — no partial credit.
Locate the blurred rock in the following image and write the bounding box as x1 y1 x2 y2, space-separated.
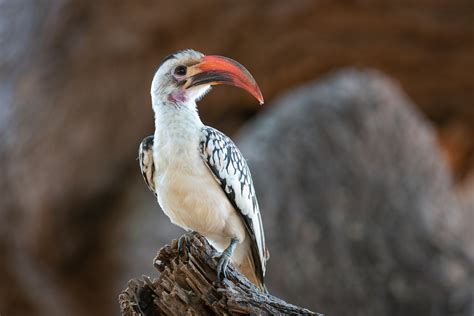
238 69 474 316
457 175 474 261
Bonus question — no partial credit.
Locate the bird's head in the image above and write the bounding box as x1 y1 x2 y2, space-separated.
151 49 263 107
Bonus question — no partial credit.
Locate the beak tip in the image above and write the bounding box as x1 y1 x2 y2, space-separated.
256 89 264 105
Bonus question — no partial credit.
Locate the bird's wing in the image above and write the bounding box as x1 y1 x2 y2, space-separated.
138 135 156 194
199 126 267 282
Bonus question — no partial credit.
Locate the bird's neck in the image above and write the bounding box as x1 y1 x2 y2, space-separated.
152 99 204 145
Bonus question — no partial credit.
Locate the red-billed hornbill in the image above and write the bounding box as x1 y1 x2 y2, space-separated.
138 50 268 291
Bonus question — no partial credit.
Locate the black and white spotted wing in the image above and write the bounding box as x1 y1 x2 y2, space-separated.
199 126 267 283
138 135 156 194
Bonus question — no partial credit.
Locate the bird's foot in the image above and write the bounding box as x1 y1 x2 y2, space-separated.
177 231 198 260
216 238 238 283
216 252 231 281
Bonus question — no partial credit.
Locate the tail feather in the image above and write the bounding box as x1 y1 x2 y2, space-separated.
236 251 267 293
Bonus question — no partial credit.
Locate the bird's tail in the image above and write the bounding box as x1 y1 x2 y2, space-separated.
237 251 267 293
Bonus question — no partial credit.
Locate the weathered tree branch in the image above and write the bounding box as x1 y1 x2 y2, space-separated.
119 234 321 315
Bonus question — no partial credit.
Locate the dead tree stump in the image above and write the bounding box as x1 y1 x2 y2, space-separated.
119 234 320 315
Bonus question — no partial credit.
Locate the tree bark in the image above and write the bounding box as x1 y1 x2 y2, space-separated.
119 234 320 315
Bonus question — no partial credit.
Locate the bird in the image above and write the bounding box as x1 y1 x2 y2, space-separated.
138 49 269 292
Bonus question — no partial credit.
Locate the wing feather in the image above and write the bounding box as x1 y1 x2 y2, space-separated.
138 135 156 194
199 127 267 283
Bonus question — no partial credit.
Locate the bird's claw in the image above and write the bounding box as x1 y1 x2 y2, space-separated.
216 252 231 282
215 238 238 284
177 231 197 260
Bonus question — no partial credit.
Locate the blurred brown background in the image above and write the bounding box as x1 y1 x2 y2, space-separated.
1 1 473 315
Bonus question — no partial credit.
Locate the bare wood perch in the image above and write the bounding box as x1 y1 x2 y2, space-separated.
119 234 321 315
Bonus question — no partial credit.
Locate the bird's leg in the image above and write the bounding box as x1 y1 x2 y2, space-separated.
177 231 198 259
216 238 238 282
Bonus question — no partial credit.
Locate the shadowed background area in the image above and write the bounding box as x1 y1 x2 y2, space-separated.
1 1 473 315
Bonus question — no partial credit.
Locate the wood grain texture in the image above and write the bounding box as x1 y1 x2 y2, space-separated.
119 234 320 316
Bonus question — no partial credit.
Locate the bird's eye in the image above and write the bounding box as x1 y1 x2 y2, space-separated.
174 65 187 76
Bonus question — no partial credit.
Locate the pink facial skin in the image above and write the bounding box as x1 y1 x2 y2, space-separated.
169 89 187 104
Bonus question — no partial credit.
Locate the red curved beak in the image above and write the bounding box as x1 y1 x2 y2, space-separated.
185 55 264 105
